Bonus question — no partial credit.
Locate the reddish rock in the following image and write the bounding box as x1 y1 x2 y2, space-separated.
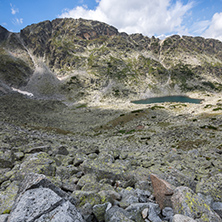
136 125 144 130
150 174 175 209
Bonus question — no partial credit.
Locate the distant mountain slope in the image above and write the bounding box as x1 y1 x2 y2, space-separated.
0 18 222 100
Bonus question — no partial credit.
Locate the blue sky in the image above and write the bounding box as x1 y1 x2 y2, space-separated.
0 0 222 41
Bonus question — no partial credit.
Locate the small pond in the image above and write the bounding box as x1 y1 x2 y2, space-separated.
132 95 203 104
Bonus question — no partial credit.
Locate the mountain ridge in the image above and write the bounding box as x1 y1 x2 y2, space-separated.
1 18 222 102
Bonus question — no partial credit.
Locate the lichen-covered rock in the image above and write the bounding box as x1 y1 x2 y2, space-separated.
56 145 69 155
19 152 56 176
119 194 139 208
0 150 13 168
82 157 129 180
125 203 161 222
81 181 114 192
98 190 121 204
171 186 221 222
118 187 139 208
56 165 79 180
105 206 134 222
0 181 19 214
72 190 101 207
93 202 111 222
73 153 87 166
0 169 11 186
196 174 222 202
77 173 98 189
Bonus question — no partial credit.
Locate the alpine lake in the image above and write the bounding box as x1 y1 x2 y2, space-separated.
131 95 203 104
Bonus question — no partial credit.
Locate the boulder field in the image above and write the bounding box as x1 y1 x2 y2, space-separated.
0 92 222 221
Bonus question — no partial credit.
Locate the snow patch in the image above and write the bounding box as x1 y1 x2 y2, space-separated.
12 87 34 97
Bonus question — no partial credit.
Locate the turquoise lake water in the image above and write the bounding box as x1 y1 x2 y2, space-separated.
132 96 203 104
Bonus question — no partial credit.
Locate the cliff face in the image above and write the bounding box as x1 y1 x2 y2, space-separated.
1 18 222 100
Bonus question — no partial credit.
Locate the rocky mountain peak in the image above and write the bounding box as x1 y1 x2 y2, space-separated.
0 25 10 42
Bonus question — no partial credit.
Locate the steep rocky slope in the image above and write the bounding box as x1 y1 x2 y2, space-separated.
1 18 222 101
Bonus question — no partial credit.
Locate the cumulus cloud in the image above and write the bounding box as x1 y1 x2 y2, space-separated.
10 3 19 15
203 12 222 41
59 0 194 36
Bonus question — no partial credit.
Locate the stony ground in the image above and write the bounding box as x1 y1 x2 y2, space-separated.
0 92 222 221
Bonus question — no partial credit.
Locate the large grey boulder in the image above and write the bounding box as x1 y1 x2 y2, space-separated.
7 173 84 222
0 214 9 222
172 214 197 222
212 202 222 218
171 186 221 222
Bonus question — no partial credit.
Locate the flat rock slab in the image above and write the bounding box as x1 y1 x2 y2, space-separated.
35 201 83 222
172 214 197 222
7 173 84 222
8 187 62 222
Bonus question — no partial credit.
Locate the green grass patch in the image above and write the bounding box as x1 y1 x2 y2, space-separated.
213 107 222 111
200 125 218 130
151 105 165 110
76 103 87 109
177 139 208 151
118 129 136 134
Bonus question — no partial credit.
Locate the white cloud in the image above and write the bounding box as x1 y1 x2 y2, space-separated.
12 18 23 26
59 0 194 37
203 12 222 41
189 20 211 35
10 3 19 15
1 22 7 27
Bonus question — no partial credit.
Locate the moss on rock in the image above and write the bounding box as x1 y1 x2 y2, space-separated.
196 173 222 202
0 181 19 214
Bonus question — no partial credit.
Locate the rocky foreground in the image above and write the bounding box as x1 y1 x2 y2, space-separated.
0 91 222 221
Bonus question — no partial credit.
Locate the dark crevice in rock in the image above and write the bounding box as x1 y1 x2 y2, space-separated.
29 199 65 222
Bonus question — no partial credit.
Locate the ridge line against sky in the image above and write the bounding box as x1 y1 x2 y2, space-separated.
0 0 222 41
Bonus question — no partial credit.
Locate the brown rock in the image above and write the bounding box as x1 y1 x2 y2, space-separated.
150 173 175 209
